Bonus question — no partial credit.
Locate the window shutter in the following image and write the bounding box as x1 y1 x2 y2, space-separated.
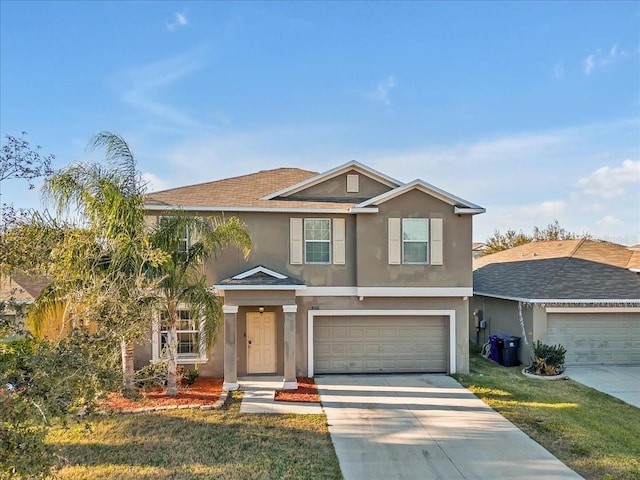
388 218 401 265
290 218 303 265
430 218 443 265
333 218 345 265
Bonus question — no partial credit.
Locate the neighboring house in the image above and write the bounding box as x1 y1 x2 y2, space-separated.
472 242 487 259
471 239 640 366
0 272 50 338
142 161 484 389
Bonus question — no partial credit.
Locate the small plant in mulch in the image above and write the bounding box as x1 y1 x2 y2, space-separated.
181 366 200 386
525 340 567 376
274 377 320 403
102 377 223 410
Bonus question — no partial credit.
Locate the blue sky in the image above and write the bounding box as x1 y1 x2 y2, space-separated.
1 1 639 244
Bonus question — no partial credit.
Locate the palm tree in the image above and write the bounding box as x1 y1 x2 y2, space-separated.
149 215 250 395
39 132 165 389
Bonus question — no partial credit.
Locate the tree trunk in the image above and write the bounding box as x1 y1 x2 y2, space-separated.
166 325 178 396
121 339 135 390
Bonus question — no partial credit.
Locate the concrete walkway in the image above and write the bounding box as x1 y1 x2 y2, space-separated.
566 366 640 408
238 376 323 414
316 374 583 480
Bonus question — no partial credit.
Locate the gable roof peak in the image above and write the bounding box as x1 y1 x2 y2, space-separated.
260 160 402 200
357 178 485 214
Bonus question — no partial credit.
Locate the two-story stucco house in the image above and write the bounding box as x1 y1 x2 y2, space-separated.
140 161 484 389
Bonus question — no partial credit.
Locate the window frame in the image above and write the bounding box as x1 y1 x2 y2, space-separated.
401 218 429 265
158 216 190 254
152 305 207 364
304 218 332 264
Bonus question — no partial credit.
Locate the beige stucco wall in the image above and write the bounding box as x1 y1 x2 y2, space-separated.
146 192 473 291
469 295 534 364
134 294 470 377
287 170 392 201
356 190 473 288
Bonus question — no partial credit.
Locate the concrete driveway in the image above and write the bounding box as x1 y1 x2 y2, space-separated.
316 374 583 480
566 366 640 408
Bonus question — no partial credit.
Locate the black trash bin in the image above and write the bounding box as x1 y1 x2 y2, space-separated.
489 334 509 364
501 336 521 367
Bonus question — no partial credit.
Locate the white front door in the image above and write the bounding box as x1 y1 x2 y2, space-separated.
247 312 276 374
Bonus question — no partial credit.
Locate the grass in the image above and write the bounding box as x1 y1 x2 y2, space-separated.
454 355 640 480
46 392 342 480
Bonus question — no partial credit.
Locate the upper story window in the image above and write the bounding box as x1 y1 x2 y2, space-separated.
159 217 190 254
305 218 331 264
290 217 345 265
388 217 443 266
402 218 429 264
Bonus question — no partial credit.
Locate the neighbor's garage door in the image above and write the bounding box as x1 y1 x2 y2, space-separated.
314 315 447 374
546 313 640 366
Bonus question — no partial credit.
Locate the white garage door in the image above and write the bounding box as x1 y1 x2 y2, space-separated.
546 313 640 366
314 315 447 374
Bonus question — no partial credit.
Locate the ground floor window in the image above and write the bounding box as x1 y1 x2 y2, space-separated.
152 307 207 363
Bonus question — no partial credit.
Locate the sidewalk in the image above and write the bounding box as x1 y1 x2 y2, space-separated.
238 376 323 414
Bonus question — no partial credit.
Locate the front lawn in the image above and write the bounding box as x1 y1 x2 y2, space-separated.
455 355 640 480
46 392 342 480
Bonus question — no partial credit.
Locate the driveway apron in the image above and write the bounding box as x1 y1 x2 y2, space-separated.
566 366 640 408
316 374 583 480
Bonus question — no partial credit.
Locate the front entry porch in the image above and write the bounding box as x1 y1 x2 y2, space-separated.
214 265 305 391
222 304 298 390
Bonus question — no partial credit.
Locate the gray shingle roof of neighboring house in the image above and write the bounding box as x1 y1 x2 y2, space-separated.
474 257 640 302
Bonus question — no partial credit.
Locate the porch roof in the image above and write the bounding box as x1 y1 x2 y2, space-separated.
214 265 305 291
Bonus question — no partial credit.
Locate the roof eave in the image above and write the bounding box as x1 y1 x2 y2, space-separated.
454 207 486 215
473 291 640 304
144 205 352 214
213 284 307 291
357 179 484 211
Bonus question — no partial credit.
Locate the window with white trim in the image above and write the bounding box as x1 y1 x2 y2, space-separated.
388 217 443 266
304 218 331 264
158 217 190 254
402 218 429 264
290 217 345 265
152 307 207 363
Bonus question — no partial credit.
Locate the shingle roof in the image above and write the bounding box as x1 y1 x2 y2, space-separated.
215 265 305 290
0 272 50 303
145 168 357 211
474 257 640 301
473 239 639 270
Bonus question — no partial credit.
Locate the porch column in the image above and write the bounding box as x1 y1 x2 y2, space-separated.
282 304 298 389
222 305 239 391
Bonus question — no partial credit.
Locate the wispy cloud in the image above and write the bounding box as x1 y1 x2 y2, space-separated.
583 43 631 75
577 159 640 198
110 49 216 132
142 172 171 192
135 117 638 244
368 75 397 105
167 12 189 32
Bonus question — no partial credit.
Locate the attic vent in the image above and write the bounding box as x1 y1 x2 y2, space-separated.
346 174 359 193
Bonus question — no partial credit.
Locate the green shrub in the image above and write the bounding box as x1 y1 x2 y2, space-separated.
529 340 567 375
134 362 168 390
181 367 200 386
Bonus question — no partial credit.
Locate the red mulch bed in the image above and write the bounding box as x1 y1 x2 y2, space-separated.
102 377 223 410
274 377 320 403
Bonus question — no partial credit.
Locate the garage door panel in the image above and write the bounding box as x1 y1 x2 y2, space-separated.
546 313 640 366
314 315 447 374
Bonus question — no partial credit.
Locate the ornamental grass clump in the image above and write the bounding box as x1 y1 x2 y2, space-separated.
528 340 567 376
